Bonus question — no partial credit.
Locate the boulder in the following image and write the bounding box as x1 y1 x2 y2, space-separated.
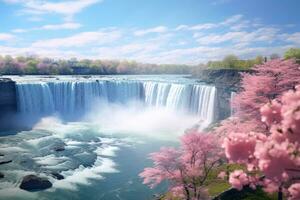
0 172 4 178
53 146 65 152
19 175 52 191
51 172 64 180
0 160 12 165
52 143 66 152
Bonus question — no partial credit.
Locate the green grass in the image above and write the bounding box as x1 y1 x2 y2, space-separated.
205 164 278 200
205 163 244 197
160 164 279 200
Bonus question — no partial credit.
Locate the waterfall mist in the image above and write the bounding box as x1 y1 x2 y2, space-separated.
13 77 217 138
84 101 202 139
0 76 218 200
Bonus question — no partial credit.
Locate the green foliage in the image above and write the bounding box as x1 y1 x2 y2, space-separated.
4 50 298 75
284 48 300 61
205 163 244 197
204 163 277 200
0 55 193 75
160 163 276 200
206 55 264 70
25 60 38 74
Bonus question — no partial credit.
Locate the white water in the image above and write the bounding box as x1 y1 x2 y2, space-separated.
231 91 237 116
2 76 218 200
16 79 216 122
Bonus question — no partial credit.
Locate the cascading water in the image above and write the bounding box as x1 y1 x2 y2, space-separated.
2 76 218 200
190 85 216 124
230 91 237 116
15 78 216 124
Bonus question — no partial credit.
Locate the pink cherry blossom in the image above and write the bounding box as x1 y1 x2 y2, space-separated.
229 170 249 190
288 183 300 200
140 132 223 199
218 171 227 180
224 85 300 198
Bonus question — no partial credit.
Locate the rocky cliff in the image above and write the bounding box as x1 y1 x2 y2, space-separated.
0 78 17 131
193 69 251 121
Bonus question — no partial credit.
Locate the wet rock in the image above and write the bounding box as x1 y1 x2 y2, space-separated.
0 78 17 131
20 175 52 191
0 160 12 165
53 144 66 152
0 172 4 178
192 69 254 121
54 146 65 152
92 137 100 143
51 172 64 180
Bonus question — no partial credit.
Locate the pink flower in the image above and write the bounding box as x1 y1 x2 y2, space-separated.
288 183 300 200
218 171 227 180
261 100 282 126
229 170 249 190
262 179 280 193
223 132 265 164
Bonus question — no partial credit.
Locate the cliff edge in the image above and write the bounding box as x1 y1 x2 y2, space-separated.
0 78 17 131
193 69 251 121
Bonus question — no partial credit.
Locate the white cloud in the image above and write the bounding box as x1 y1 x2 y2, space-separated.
3 0 102 21
39 23 82 30
176 23 218 31
12 29 27 33
31 30 122 48
284 32 300 45
221 14 243 25
211 0 232 5
11 22 82 33
175 14 243 31
0 33 15 41
1 13 299 65
134 26 168 36
195 27 280 45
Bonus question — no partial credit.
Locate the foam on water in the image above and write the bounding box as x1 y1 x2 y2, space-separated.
14 76 217 127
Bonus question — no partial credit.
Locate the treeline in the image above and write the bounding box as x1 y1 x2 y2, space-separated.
206 55 264 70
0 55 192 75
205 48 300 70
0 48 299 75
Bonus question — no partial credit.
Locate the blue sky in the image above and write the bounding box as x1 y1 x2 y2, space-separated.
0 0 299 64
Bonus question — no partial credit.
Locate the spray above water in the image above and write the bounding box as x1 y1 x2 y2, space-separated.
0 76 217 199
84 101 202 140
14 77 217 138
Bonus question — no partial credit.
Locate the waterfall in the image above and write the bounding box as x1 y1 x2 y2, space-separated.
16 80 216 123
190 85 216 124
17 83 55 114
230 91 237 116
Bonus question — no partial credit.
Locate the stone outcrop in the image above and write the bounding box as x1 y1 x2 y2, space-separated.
193 69 252 121
19 175 52 191
193 69 250 89
0 78 17 131
51 172 64 180
0 159 12 165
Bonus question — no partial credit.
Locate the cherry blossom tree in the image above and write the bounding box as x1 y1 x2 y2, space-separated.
140 132 223 200
215 59 300 136
223 86 300 200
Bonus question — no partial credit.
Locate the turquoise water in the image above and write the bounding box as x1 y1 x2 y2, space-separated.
0 121 172 200
0 75 214 200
